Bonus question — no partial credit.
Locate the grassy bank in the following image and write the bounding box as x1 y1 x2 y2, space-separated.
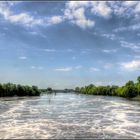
75 76 140 99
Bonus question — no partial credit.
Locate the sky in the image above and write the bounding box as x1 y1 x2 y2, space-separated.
0 1 140 89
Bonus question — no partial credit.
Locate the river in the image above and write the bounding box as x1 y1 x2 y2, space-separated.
0 92 140 139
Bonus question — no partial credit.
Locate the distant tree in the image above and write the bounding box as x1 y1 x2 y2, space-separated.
47 87 53 93
125 81 134 86
75 87 80 92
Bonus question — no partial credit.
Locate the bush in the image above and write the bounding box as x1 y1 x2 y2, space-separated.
0 83 41 97
75 76 140 98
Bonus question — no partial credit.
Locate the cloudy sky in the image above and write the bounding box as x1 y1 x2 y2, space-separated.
0 1 140 89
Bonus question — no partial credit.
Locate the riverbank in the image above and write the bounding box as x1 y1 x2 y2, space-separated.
75 76 140 99
0 83 41 97
132 95 140 101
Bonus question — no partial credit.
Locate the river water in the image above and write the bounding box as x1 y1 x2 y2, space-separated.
0 93 140 139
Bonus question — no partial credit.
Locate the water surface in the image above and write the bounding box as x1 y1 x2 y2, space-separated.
0 93 140 139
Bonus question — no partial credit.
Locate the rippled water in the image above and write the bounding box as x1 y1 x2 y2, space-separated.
0 93 140 139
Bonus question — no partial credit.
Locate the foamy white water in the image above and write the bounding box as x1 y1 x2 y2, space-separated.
0 93 140 139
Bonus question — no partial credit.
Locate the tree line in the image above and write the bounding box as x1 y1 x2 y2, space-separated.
75 76 140 98
0 83 41 97
40 87 53 93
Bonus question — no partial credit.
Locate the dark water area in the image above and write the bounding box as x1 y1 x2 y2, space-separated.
0 93 140 139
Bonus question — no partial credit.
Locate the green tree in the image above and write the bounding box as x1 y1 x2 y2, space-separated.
137 76 140 83
47 87 53 93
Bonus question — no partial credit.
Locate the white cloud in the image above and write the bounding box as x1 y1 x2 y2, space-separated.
0 2 64 27
1 1 140 30
123 1 138 7
49 16 63 24
54 67 72 72
127 24 140 30
135 2 140 13
0 1 94 29
120 60 140 70
108 1 140 18
19 56 27 60
91 1 112 18
102 49 117 53
8 13 43 26
90 67 100 72
64 2 95 29
72 7 84 19
30 66 43 70
72 7 95 29
65 1 89 10
102 33 116 40
2 1 140 30
54 65 82 72
44 49 56 52
120 40 140 52
113 27 126 32
0 2 44 27
114 23 140 32
64 1 140 29
73 18 95 29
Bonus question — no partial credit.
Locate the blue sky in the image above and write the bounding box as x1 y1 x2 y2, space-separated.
0 1 140 89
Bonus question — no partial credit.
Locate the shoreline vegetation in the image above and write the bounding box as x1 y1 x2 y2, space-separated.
40 88 74 93
0 84 74 97
0 83 40 97
75 76 140 100
1 76 140 101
